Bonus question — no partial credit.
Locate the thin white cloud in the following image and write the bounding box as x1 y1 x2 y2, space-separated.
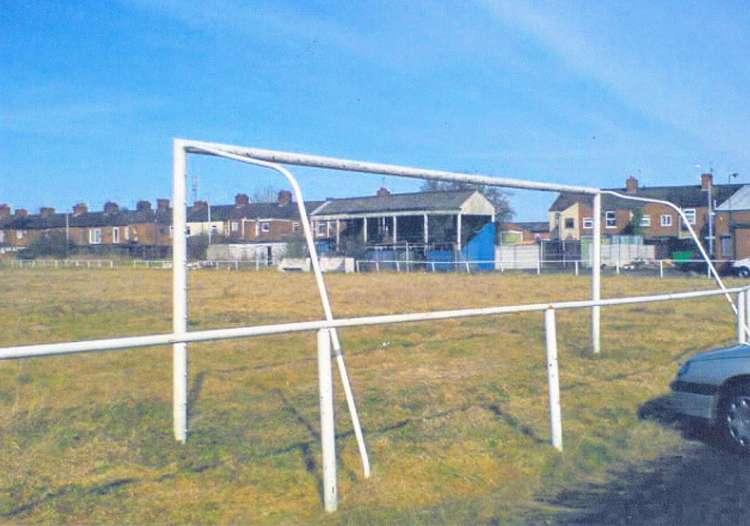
481 1 750 162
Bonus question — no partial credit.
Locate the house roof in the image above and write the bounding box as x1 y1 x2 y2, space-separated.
549 183 743 212
186 201 324 222
311 190 478 216
503 221 549 232
2 199 325 231
716 185 750 211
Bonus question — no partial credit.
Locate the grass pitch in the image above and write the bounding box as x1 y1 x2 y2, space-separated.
0 268 740 524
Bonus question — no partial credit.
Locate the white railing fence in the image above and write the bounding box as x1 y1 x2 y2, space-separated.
1 284 748 512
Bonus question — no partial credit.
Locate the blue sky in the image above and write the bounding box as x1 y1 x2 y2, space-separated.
2 1 749 220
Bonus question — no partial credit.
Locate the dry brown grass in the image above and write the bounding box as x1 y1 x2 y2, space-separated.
0 268 741 524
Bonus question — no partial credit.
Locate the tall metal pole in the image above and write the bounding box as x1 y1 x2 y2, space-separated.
317 329 338 512
592 193 602 354
172 140 189 442
545 308 563 451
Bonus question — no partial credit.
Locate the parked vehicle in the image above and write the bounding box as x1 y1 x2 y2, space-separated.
733 257 750 278
671 344 750 452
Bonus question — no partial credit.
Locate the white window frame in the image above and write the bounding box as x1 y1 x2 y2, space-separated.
639 214 651 227
683 208 696 225
124 227 130 241
16 230 24 240
582 217 593 229
89 228 102 245
231 221 239 232
660 214 672 227
564 217 575 229
315 221 327 237
261 222 270 233
292 222 300 232
605 211 617 228
112 227 120 243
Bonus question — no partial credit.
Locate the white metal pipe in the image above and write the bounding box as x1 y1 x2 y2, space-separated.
172 140 189 443
191 145 371 479
181 139 600 195
739 291 747 344
3 285 749 361
317 329 338 512
746 290 750 338
544 309 563 451
592 193 602 354
603 190 735 314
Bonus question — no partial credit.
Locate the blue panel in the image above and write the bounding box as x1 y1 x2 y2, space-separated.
461 222 496 271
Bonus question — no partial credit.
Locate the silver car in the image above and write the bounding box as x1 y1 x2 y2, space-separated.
671 344 750 451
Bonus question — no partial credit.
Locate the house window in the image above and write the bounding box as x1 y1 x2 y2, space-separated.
316 222 327 237
683 208 696 225
186 226 192 236
582 217 593 229
605 211 617 228
261 222 270 233
292 222 300 232
113 227 120 243
89 228 102 244
564 217 575 229
661 214 672 227
231 221 239 232
640 215 651 227
124 227 130 241
16 230 24 240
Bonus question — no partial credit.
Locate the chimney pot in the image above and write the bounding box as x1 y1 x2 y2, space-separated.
376 187 391 197
0 204 11 218
103 201 119 214
40 207 56 218
73 203 88 216
277 190 292 206
136 200 152 212
193 200 207 210
626 176 639 193
235 193 250 207
701 173 713 190
15 208 28 218
156 198 170 210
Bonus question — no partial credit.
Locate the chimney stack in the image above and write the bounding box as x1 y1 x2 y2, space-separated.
15 208 28 218
40 207 55 218
156 198 170 211
0 204 10 218
277 190 292 207
73 203 88 217
235 193 249 207
193 200 207 210
376 187 391 197
701 173 713 190
626 176 639 193
103 201 119 215
136 200 152 212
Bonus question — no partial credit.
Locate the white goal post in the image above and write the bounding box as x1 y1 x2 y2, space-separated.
0 137 742 514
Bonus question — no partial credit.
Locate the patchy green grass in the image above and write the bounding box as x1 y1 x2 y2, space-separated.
0 268 742 524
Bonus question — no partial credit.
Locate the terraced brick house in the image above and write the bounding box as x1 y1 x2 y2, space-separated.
548 174 744 258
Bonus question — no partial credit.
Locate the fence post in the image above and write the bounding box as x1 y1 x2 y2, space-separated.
544 308 563 451
537 259 541 275
396 261 400 273
465 261 470 273
376 260 380 273
317 329 338 512
745 289 750 339
574 260 579 276
739 291 747 344
659 260 664 279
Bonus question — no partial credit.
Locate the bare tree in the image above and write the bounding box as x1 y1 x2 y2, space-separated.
420 179 514 223
252 186 281 203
